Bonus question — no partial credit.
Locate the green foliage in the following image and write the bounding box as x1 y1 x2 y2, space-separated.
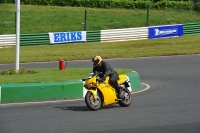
0 0 197 10
1 69 16 75
0 0 14 3
1 67 37 75
194 2 200 11
153 1 194 10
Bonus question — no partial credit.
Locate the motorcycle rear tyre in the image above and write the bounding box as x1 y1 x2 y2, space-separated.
85 91 101 111
118 87 132 107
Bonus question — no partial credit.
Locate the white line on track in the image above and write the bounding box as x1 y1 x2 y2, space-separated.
0 83 150 107
132 83 150 94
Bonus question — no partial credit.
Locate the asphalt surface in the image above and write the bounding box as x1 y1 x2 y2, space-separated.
0 55 200 133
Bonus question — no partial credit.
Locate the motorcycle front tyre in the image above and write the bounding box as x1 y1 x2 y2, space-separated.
85 91 101 111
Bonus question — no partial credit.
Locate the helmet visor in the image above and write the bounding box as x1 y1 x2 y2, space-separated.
93 59 99 67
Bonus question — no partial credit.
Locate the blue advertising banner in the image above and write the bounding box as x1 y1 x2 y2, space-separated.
148 24 183 39
48 31 86 44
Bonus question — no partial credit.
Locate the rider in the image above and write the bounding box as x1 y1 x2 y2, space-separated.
92 55 123 99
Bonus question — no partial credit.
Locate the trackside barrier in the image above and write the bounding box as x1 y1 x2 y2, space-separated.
86 30 101 42
127 71 141 91
1 22 200 47
0 33 50 47
20 33 50 46
0 80 83 103
0 31 101 47
0 34 16 47
183 22 200 35
0 71 141 103
101 27 148 42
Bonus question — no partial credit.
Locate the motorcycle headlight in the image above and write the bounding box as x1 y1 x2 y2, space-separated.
84 84 88 89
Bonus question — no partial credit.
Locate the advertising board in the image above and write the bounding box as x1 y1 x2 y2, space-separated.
148 24 183 39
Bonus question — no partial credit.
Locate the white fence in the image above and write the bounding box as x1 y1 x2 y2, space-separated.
0 27 149 47
101 27 148 42
0 34 16 47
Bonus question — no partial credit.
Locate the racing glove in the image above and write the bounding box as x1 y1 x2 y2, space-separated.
99 76 106 83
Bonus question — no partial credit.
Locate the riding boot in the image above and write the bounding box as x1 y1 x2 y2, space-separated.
108 78 123 99
117 86 123 99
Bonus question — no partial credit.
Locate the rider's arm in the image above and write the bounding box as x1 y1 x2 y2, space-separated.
102 62 111 78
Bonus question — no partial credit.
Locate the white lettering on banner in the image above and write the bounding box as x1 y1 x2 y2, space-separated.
49 31 86 44
154 28 178 36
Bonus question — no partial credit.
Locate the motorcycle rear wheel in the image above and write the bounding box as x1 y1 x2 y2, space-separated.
118 87 132 107
85 91 101 111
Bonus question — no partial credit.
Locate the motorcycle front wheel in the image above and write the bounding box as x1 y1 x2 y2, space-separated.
118 87 132 107
85 91 101 111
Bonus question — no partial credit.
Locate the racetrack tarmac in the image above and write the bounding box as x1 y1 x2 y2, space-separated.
0 55 200 133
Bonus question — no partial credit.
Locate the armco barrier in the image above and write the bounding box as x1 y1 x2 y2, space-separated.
101 27 148 42
0 71 141 103
86 30 101 42
183 22 200 35
20 33 50 46
0 34 16 47
1 22 200 47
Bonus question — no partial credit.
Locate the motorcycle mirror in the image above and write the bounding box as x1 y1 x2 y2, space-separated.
82 78 87 81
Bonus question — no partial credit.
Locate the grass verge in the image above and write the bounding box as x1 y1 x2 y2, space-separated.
0 68 132 84
0 4 200 34
0 34 200 64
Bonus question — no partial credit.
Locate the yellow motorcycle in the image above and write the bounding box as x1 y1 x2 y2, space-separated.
82 72 132 111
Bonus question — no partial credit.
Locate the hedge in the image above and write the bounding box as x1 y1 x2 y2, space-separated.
0 0 199 11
